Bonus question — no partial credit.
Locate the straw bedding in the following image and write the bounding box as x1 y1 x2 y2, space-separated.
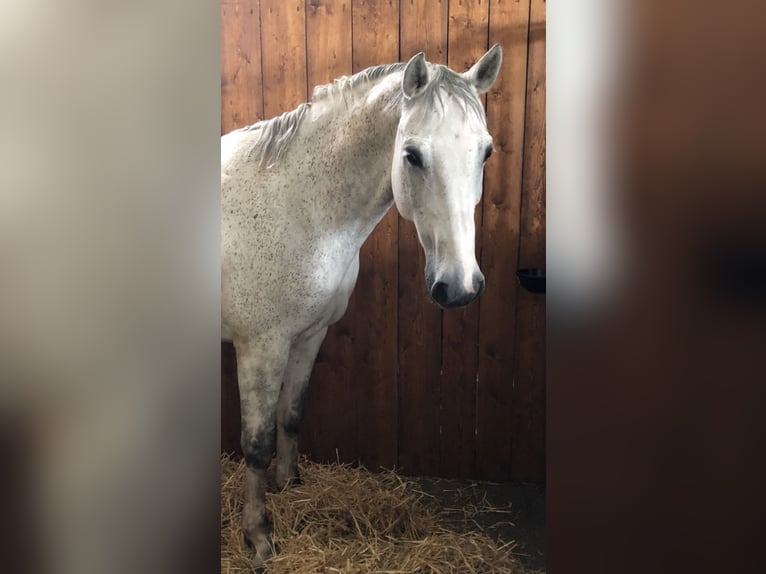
221 454 528 573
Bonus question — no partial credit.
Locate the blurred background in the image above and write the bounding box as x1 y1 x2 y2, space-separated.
548 1 766 572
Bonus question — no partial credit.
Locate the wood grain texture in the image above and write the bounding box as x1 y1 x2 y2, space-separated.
399 0 448 62
221 0 264 134
300 0 356 464
397 0 448 477
306 1 352 88
440 0 490 478
511 0 546 481
475 0 531 480
259 0 308 117
349 0 400 471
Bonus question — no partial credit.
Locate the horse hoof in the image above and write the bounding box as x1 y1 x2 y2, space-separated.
276 470 302 490
283 476 303 489
243 531 274 567
243 532 252 549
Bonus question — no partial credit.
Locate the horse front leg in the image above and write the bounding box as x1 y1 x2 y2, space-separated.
275 327 327 489
234 335 290 568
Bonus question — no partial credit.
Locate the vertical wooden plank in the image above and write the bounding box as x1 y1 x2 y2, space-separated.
300 0 356 464
397 0 448 476
352 1 400 71
447 0 492 76
440 0 490 479
511 0 546 481
220 0 264 134
349 0 400 471
399 0 448 62
259 0 308 117
475 0 531 480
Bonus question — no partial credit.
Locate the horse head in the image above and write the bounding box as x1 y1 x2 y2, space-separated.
391 45 502 308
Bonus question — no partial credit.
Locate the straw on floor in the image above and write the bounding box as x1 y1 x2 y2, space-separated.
221 454 526 573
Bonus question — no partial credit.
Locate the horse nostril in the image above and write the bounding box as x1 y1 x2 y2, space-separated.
430 281 449 306
475 275 485 296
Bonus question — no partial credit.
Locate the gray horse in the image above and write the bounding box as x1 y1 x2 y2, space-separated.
221 45 502 566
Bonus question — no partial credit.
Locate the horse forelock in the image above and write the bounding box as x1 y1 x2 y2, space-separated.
403 65 487 128
237 61 485 170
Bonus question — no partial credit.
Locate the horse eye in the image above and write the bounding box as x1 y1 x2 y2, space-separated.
404 149 423 168
483 146 494 163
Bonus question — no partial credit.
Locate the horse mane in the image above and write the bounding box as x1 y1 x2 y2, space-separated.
238 102 313 170
238 61 485 169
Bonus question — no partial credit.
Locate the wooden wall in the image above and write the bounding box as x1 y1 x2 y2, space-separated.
221 0 546 481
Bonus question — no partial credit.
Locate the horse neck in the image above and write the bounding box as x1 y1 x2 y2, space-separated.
309 72 403 246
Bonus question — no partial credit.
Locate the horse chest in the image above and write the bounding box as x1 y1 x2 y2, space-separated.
302 240 360 328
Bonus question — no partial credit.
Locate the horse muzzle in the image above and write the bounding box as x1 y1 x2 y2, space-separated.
429 271 485 308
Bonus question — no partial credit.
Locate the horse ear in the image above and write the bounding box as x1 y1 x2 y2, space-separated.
463 44 503 94
402 52 430 99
